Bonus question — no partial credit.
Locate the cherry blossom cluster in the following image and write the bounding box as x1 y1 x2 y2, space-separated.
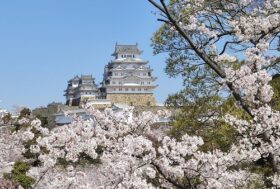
0 104 278 188
2 106 264 188
0 126 24 175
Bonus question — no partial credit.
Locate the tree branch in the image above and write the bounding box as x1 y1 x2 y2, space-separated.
148 0 254 117
151 162 188 189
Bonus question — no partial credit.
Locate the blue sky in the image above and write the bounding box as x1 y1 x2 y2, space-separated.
0 0 182 111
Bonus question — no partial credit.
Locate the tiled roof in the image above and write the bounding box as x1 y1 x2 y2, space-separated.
112 44 141 55
81 75 94 80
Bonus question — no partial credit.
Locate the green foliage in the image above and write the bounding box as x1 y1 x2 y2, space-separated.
22 127 43 161
35 115 48 127
4 161 35 189
78 152 102 166
2 113 12 124
11 108 32 132
237 158 275 188
270 74 280 111
168 95 242 152
57 145 104 167
11 122 30 133
147 172 202 188
78 145 104 166
19 108 31 119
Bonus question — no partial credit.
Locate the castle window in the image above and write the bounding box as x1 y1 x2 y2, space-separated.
138 88 141 91
115 73 118 76
132 88 135 91
119 88 122 91
133 55 135 58
125 88 128 91
143 73 147 76
148 82 151 85
141 82 144 85
119 81 122 84
112 81 116 84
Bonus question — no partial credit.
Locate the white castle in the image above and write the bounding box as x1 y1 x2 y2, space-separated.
65 43 157 107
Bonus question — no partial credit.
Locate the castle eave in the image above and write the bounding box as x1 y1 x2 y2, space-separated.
106 85 157 89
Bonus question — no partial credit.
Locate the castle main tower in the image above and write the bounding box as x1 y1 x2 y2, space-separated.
101 43 157 106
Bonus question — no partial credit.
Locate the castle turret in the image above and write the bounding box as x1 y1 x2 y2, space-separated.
64 75 99 106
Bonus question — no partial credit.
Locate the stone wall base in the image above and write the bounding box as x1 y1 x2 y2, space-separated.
70 97 96 107
107 93 156 106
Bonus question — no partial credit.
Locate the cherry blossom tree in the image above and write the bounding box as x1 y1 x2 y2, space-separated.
147 0 280 187
3 105 274 188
